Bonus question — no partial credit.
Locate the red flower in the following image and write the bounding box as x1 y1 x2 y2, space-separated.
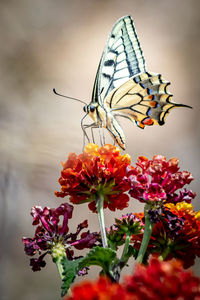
163 203 200 267
65 277 127 300
55 144 131 212
65 259 200 300
125 258 200 300
128 155 195 205
132 203 200 268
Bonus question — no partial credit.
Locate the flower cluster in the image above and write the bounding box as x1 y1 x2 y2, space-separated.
55 149 196 213
22 143 199 299
106 213 144 250
55 143 131 212
125 258 200 300
128 155 195 206
22 203 98 271
65 258 200 300
131 203 200 268
163 202 200 267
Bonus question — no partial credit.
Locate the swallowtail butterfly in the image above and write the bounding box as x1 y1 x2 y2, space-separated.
54 15 191 149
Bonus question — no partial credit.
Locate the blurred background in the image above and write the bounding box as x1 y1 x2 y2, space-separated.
0 0 199 299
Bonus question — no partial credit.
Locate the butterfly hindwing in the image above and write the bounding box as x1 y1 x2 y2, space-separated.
104 71 179 128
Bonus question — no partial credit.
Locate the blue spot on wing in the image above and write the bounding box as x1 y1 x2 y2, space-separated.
147 88 153 94
134 76 140 83
140 83 146 88
147 108 152 116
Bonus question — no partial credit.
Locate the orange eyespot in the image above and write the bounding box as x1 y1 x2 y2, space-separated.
142 118 154 125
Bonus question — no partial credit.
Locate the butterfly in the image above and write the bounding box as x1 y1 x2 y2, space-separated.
54 15 191 150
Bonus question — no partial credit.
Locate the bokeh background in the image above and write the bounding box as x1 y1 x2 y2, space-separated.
0 0 200 299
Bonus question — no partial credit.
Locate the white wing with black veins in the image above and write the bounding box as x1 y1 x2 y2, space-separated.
92 15 146 104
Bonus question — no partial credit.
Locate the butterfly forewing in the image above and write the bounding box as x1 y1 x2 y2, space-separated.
92 15 146 104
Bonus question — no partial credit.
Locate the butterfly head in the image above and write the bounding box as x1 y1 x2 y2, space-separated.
83 103 98 114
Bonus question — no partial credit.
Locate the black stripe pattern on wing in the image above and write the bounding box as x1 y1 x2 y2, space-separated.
92 16 146 105
106 71 187 128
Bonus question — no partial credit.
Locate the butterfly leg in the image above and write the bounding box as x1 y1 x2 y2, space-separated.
91 124 105 145
91 126 95 143
83 122 105 147
94 112 105 146
82 128 88 150
81 114 90 144
90 123 104 145
82 122 98 147
92 125 105 146
98 125 104 146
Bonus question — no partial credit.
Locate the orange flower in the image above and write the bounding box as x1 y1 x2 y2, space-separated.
55 144 132 212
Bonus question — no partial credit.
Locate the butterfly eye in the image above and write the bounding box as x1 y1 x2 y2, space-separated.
90 105 95 113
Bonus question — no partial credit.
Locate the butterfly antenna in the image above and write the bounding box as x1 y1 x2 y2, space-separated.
53 88 87 106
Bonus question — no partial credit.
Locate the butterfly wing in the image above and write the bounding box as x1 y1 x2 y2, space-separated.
92 15 146 105
104 72 191 130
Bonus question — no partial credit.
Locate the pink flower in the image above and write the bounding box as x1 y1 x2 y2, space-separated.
128 155 195 205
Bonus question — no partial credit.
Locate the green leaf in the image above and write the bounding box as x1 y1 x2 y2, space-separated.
127 245 138 259
107 239 118 251
78 246 117 275
61 257 83 297
61 247 117 296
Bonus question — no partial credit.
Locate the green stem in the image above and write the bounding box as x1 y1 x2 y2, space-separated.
158 245 171 261
96 192 108 248
136 204 154 263
51 243 66 280
55 258 65 281
120 232 131 263
52 244 72 296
